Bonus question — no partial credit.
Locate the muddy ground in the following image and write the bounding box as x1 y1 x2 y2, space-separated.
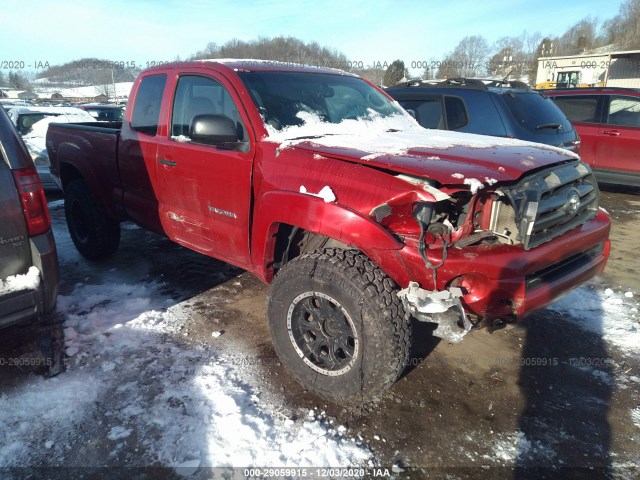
1 187 639 480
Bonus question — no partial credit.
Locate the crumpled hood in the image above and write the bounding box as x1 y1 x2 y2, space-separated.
273 129 580 185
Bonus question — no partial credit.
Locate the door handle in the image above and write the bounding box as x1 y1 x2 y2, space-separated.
159 158 177 166
602 130 620 136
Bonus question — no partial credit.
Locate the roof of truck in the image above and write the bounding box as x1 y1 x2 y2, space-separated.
142 59 358 76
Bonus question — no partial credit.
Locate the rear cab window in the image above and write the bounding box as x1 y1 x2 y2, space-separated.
131 74 167 136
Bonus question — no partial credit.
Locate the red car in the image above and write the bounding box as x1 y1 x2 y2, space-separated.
46 61 610 402
544 87 640 187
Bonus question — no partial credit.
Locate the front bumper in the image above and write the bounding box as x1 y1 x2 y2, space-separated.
396 210 611 321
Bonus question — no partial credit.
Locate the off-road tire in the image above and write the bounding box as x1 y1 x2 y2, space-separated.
267 248 411 403
64 179 120 259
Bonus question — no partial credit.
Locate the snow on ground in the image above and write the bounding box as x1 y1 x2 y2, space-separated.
1 282 372 468
2 199 639 472
0 217 372 469
550 286 640 354
486 284 640 468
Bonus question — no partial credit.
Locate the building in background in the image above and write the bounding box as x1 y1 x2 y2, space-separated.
536 49 640 89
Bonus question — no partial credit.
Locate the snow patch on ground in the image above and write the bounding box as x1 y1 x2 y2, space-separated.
632 408 640 429
549 285 640 354
0 276 371 468
490 431 557 464
0 374 101 466
0 266 40 296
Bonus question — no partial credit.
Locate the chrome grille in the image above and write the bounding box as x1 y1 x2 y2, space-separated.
496 161 599 250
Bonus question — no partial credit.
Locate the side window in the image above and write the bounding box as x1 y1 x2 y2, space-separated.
171 75 247 143
131 74 167 136
606 96 640 127
461 94 507 136
444 96 468 130
398 97 444 129
553 95 600 123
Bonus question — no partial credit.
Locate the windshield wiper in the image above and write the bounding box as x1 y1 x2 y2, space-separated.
535 123 563 131
288 133 340 141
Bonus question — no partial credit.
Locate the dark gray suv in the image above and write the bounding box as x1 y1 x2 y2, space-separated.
0 107 58 329
387 78 581 153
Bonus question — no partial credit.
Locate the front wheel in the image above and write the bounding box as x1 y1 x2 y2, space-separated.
64 179 120 260
267 249 411 403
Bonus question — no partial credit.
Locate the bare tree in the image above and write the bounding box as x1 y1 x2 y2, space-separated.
619 0 640 48
442 35 490 78
356 68 386 85
555 17 600 55
488 32 542 82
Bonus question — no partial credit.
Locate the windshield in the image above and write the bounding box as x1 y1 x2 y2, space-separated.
502 92 573 135
238 71 411 134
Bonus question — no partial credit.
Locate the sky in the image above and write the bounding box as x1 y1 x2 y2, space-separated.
0 0 627 76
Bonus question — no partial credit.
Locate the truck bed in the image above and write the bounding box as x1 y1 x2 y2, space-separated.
49 121 122 133
47 121 124 221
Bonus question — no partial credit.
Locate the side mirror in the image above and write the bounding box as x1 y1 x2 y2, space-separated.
190 114 239 146
406 109 417 119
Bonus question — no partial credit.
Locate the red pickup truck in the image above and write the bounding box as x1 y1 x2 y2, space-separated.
47 60 611 402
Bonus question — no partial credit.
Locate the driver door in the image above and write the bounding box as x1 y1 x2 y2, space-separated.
155 72 254 268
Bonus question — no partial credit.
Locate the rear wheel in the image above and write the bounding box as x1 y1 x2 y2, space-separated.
267 248 411 403
64 179 120 259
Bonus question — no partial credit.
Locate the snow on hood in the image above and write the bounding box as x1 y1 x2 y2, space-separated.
265 112 580 185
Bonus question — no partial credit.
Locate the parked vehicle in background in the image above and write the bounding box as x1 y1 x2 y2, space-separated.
78 104 125 122
0 99 35 111
6 106 95 190
47 60 610 403
544 87 640 187
386 78 580 153
0 107 59 331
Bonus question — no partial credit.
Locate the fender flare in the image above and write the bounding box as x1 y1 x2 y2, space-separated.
251 190 411 283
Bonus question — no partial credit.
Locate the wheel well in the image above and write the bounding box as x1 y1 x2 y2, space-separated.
272 224 354 274
59 162 82 189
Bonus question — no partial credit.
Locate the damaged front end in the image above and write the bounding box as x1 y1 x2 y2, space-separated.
370 174 483 342
398 282 472 343
371 161 602 343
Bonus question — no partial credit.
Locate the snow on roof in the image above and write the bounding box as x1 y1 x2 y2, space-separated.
200 58 356 76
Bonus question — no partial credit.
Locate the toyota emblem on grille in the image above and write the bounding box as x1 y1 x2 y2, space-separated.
566 190 581 216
